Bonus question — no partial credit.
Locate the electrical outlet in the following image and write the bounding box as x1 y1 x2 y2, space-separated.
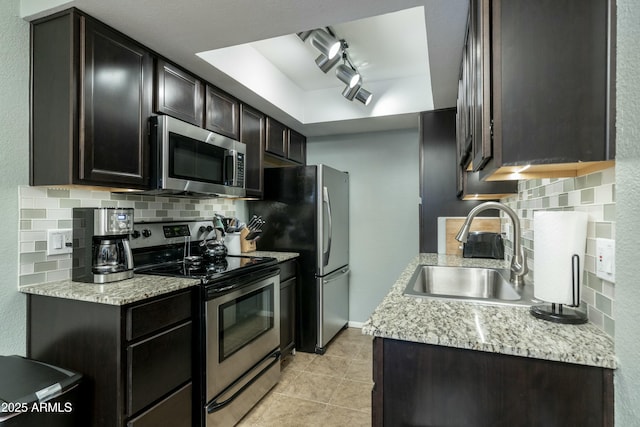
47 229 73 256
595 238 615 282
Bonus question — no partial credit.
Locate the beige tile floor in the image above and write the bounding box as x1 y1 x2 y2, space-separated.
237 327 373 427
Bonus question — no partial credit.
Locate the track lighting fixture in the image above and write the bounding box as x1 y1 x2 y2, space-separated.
309 29 341 60
355 87 373 105
315 53 341 73
342 81 361 100
298 27 373 105
297 31 313 42
336 64 361 88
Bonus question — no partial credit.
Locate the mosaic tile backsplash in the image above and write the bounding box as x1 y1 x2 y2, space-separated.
18 186 238 287
18 167 617 339
500 167 616 338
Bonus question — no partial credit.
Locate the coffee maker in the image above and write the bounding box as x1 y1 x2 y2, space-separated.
72 208 135 283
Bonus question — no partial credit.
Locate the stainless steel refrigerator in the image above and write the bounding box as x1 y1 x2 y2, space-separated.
248 164 349 354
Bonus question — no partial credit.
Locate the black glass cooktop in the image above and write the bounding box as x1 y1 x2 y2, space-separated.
135 255 277 285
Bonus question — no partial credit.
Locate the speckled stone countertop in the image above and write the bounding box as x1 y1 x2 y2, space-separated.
362 253 617 369
19 252 299 306
247 251 299 263
19 275 198 306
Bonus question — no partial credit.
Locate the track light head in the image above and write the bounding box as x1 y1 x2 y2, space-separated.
309 29 341 60
355 87 373 105
315 53 341 73
336 64 360 88
342 81 362 101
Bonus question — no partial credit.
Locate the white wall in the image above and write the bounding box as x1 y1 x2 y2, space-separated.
307 129 420 324
615 0 640 423
0 0 29 355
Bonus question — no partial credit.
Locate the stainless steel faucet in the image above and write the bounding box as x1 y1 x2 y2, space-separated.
455 201 528 286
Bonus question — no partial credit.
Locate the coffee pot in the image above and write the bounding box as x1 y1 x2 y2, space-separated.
72 208 135 283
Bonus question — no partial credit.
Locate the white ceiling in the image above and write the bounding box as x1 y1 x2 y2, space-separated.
21 0 469 137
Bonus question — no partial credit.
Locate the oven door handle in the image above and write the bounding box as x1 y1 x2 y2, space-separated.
206 350 281 414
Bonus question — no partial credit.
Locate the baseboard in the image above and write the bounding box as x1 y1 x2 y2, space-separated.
348 321 365 329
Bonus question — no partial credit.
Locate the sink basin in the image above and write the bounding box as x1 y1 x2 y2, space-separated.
404 265 537 307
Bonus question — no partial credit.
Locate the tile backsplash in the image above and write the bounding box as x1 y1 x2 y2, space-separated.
18 186 238 286
501 167 615 337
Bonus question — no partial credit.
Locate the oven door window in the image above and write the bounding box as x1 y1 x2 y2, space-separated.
169 132 227 184
218 284 274 362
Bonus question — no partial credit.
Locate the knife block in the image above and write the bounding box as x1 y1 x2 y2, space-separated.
240 227 257 253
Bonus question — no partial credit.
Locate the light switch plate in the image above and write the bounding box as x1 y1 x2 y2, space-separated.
47 229 73 256
595 238 615 282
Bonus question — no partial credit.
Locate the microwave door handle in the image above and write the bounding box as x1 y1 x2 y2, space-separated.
225 150 237 186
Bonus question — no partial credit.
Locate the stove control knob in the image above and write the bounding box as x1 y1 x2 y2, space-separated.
141 229 152 238
199 226 206 233
131 230 140 239
206 226 214 232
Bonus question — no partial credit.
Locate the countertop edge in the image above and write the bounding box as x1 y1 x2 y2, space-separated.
19 276 199 306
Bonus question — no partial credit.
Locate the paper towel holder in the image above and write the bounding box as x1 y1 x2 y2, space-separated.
530 254 588 324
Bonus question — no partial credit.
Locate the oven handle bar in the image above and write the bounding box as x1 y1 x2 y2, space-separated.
206 349 281 413
205 266 280 300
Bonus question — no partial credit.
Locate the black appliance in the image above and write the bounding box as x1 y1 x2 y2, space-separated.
462 231 505 259
72 208 135 283
248 164 350 354
130 220 280 427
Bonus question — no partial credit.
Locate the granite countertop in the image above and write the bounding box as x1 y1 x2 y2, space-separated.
248 251 299 263
362 253 617 369
19 274 198 306
19 252 299 306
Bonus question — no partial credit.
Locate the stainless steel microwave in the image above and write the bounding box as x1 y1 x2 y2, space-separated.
145 115 246 198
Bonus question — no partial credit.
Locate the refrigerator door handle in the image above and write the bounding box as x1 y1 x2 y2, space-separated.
322 268 350 284
322 186 333 267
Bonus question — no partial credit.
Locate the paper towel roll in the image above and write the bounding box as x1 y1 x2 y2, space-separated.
533 211 588 305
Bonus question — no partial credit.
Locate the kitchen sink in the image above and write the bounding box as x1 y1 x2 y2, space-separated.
403 265 537 307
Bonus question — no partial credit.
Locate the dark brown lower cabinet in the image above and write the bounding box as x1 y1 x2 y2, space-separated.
279 260 297 358
372 337 613 427
27 289 194 427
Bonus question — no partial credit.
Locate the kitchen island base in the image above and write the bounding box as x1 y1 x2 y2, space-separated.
372 337 613 427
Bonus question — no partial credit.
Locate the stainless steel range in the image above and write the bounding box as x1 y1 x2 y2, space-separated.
131 220 280 427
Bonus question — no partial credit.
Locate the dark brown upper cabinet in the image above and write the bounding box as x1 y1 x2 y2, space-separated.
461 0 615 181
287 129 307 165
205 85 240 140
470 0 493 173
240 104 266 198
31 9 152 189
264 117 306 166
456 16 473 170
458 166 518 200
155 59 203 127
265 117 288 158
455 13 516 200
